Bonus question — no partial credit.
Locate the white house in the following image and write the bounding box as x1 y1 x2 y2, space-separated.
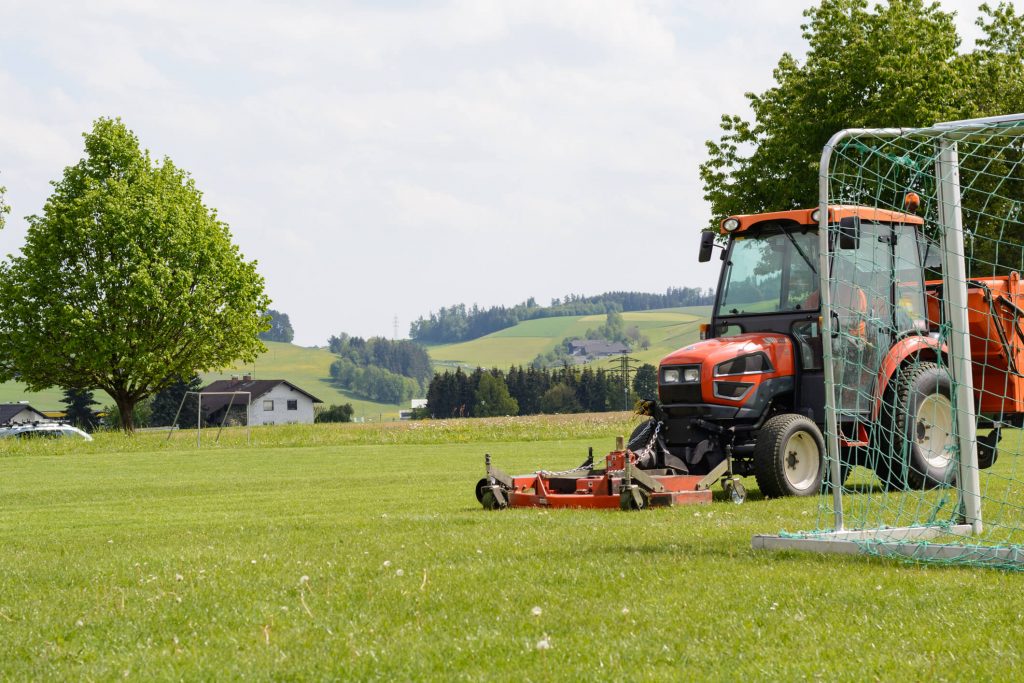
200 377 322 426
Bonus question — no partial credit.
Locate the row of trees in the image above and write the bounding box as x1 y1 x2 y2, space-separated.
423 364 658 419
409 287 715 344
327 334 432 403
328 334 433 385
329 360 421 405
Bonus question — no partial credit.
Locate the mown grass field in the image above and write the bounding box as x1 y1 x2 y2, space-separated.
2 413 1022 680
427 306 711 370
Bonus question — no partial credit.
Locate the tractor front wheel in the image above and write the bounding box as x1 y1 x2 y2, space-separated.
753 414 825 498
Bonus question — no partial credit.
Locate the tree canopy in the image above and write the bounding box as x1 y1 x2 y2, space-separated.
259 309 294 343
700 0 1024 224
0 118 270 431
0 180 8 230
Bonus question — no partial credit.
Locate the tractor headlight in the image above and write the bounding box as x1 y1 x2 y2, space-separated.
662 366 699 384
722 218 741 232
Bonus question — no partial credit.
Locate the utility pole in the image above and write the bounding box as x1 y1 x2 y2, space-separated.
607 353 640 411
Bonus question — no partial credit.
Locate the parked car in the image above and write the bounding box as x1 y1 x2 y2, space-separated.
0 423 94 441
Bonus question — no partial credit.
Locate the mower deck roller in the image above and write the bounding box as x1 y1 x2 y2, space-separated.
475 436 732 511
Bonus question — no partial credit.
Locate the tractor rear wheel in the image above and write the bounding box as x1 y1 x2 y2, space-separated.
878 362 956 490
753 414 825 498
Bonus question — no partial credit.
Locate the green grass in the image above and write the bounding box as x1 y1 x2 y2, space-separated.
2 415 1023 679
427 306 710 370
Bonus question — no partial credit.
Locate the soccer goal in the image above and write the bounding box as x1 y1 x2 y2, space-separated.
754 112 1024 569
166 390 251 447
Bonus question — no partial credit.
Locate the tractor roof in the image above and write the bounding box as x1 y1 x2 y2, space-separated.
720 205 924 235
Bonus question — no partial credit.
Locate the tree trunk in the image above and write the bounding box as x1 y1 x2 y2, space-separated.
113 393 136 433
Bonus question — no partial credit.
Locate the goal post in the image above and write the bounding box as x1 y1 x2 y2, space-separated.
754 112 1024 569
166 390 251 447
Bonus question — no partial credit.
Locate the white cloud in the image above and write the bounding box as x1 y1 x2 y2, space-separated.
0 0 1004 344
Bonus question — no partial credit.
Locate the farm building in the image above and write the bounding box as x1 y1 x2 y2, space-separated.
0 402 52 426
568 340 629 359
199 377 322 426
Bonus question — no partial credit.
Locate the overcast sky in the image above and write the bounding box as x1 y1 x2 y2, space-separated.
0 0 989 346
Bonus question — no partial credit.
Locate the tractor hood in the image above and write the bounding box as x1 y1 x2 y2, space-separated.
658 332 795 407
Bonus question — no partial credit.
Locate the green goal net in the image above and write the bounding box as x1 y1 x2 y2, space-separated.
754 113 1024 569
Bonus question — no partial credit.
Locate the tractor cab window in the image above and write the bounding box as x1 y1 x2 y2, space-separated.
716 227 819 317
830 220 929 415
894 224 929 332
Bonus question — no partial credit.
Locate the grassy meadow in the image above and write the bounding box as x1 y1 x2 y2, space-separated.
2 413 1022 680
427 306 710 370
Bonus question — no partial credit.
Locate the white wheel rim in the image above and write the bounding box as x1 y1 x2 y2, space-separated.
783 431 820 491
916 393 954 468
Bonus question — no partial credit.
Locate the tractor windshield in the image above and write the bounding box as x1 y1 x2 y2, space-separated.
716 227 819 317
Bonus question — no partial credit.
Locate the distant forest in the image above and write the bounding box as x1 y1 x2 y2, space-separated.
423 363 658 419
409 287 715 344
327 334 433 404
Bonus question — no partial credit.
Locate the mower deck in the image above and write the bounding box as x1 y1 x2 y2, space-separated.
476 442 736 511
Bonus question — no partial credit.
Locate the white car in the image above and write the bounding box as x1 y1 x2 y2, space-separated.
0 423 94 441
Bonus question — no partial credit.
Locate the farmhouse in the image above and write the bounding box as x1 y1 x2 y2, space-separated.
0 402 52 426
199 377 322 426
568 339 630 359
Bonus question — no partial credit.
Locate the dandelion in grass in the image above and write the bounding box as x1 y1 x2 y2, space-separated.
395 569 404 577
536 635 551 651
531 606 542 617
383 560 392 568
300 575 309 585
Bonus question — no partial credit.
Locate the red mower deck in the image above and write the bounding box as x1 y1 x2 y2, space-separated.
475 439 741 511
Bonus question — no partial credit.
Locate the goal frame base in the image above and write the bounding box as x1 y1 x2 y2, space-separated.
753 525 1024 566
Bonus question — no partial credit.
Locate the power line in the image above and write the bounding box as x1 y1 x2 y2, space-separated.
607 353 641 411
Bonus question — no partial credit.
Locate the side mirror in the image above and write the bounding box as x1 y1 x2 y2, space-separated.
698 232 715 263
838 216 861 250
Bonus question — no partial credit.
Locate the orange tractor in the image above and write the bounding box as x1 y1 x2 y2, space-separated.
477 203 1022 509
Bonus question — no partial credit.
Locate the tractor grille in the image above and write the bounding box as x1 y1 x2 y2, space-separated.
660 383 702 404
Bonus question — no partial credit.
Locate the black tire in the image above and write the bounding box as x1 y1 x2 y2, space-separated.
627 420 656 451
878 362 956 490
753 414 826 498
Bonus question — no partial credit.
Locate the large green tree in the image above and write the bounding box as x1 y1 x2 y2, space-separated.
0 118 270 431
699 0 1024 224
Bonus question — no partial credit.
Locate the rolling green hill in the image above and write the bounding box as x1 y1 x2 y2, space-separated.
0 342 402 419
426 305 711 370
0 306 713 416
